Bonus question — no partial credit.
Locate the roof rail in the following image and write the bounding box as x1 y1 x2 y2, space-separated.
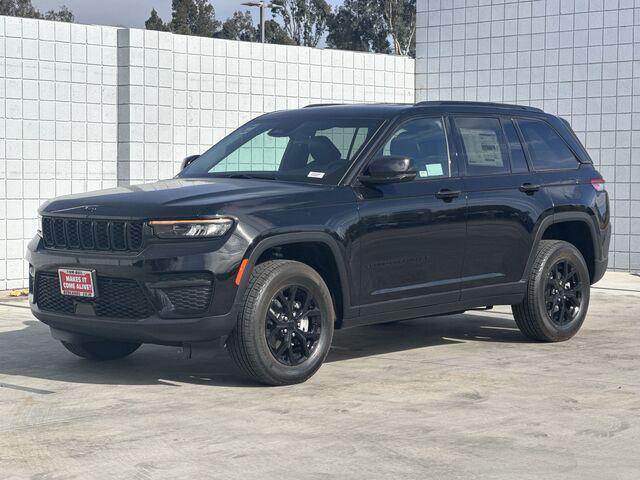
414 100 543 113
303 103 345 108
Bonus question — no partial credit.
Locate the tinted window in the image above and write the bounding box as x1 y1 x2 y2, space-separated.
517 118 579 171
316 127 369 162
502 119 529 173
378 117 450 179
183 117 383 185
210 131 289 173
453 117 509 176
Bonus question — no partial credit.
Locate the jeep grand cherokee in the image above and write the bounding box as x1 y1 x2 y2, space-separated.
27 101 611 385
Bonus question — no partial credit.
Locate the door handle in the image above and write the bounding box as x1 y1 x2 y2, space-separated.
435 189 461 200
519 183 541 194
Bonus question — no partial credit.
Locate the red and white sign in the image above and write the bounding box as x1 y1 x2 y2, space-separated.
58 268 96 297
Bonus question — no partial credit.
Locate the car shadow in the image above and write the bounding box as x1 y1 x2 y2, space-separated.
326 312 526 363
0 311 526 389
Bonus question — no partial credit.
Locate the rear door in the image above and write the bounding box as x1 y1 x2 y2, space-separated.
451 115 554 301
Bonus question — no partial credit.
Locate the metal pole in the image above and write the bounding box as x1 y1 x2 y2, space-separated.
242 1 276 43
260 2 265 43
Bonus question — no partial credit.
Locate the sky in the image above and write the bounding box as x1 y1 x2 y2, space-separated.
32 0 340 29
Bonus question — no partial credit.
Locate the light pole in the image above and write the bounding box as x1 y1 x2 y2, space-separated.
241 1 281 43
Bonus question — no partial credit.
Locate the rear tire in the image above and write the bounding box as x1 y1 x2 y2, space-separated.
61 340 141 360
227 260 335 385
512 240 590 342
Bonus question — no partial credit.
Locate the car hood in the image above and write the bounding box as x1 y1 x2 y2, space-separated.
39 178 346 219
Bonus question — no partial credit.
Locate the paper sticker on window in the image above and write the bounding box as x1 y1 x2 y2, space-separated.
308 171 325 178
426 164 444 176
459 128 504 167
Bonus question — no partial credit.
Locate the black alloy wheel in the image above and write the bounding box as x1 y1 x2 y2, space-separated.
265 285 322 366
227 260 335 385
512 240 590 342
544 259 584 326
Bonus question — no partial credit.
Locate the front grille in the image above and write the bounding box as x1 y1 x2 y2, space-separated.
42 217 144 252
35 272 154 319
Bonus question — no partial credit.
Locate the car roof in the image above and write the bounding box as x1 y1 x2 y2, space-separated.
263 103 414 120
262 101 547 121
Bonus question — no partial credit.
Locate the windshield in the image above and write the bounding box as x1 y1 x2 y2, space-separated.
179 115 385 185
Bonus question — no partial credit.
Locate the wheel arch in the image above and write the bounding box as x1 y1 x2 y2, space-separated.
527 211 600 283
237 232 353 327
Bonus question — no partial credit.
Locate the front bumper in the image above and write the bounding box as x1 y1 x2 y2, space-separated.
33 304 238 345
26 233 247 344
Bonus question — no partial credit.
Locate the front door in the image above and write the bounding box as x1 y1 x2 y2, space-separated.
354 116 467 319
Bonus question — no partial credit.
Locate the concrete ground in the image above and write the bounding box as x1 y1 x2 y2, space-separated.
1 273 639 479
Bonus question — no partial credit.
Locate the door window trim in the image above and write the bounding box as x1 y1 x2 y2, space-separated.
500 116 532 173
338 119 390 186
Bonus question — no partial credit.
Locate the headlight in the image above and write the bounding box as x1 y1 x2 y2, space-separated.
149 218 234 239
37 214 43 236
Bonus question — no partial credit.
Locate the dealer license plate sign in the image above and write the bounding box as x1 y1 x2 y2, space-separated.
58 268 97 298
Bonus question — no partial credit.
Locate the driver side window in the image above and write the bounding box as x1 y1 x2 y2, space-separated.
378 117 450 179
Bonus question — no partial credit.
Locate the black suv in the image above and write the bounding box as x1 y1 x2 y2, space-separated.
27 101 610 385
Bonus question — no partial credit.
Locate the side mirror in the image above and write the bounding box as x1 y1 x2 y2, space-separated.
181 154 200 171
359 156 417 185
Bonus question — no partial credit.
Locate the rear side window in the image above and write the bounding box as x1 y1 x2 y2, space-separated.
517 118 579 171
502 119 529 173
453 117 510 176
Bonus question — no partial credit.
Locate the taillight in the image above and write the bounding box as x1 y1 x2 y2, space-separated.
591 179 605 192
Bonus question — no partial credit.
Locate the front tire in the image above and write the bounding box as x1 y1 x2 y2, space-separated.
512 240 590 342
227 260 335 385
61 340 141 360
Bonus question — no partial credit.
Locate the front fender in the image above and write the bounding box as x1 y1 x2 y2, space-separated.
233 230 355 321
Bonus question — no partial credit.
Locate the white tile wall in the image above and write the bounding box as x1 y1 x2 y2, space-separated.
416 0 640 271
0 16 119 289
0 16 415 289
117 29 415 185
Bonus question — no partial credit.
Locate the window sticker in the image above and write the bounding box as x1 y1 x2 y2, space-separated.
308 171 325 178
459 128 504 167
426 163 444 176
419 170 429 178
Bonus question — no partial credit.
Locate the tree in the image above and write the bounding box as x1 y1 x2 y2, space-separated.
219 11 258 42
191 0 219 37
326 0 390 54
325 0 415 57
10 0 40 17
380 0 416 56
145 8 169 31
169 0 195 34
0 0 74 21
44 5 74 22
264 19 295 45
218 11 294 45
270 0 331 47
168 0 220 37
